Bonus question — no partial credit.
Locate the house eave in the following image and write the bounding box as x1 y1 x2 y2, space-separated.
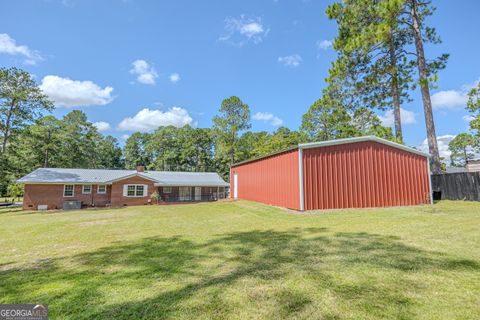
299 136 430 158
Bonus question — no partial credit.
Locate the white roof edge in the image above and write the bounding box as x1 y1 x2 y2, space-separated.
104 172 159 184
298 136 430 158
16 181 113 185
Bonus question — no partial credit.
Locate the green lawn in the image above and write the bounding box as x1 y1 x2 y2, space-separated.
0 201 479 319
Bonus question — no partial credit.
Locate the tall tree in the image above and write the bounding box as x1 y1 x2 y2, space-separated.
326 0 414 142
466 82 480 135
123 132 152 169
236 131 270 162
0 67 53 153
9 116 63 169
448 133 475 167
351 106 395 140
58 110 99 168
301 95 355 142
402 0 448 173
212 96 251 165
95 136 124 169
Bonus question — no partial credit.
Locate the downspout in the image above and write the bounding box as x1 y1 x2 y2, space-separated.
298 146 304 211
91 185 94 207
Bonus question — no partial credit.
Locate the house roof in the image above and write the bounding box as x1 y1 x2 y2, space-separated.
17 168 229 187
231 135 430 168
444 167 467 174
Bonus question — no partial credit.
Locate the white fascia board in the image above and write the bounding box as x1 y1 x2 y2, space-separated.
104 173 159 184
298 136 430 158
17 181 113 185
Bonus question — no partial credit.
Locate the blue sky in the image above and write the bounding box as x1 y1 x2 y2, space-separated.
1 0 479 160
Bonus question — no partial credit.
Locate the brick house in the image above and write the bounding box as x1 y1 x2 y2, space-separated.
17 166 229 210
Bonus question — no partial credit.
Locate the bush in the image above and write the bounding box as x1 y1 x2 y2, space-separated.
7 183 24 200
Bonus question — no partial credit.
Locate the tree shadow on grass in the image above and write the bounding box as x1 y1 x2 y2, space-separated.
0 207 23 215
1 228 478 319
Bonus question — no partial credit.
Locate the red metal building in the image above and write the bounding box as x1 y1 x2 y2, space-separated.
230 136 432 211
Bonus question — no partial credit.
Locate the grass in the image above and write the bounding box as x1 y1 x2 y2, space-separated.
0 200 479 319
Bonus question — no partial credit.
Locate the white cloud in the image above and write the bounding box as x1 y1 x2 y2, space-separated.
278 54 302 67
93 121 111 132
431 79 479 109
118 107 193 132
463 115 475 122
253 112 283 126
169 73 180 83
379 108 417 127
219 15 269 46
130 60 158 85
431 90 468 109
40 75 114 107
121 134 130 141
418 134 456 163
0 33 43 65
316 39 332 50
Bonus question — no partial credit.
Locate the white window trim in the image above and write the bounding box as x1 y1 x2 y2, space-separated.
163 186 172 193
97 184 107 194
64 184 75 197
82 184 92 194
123 184 148 197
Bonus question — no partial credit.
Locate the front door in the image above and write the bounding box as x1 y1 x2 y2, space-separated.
233 174 238 199
195 187 201 201
179 187 191 201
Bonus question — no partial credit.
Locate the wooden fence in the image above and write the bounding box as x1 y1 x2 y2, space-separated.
431 172 480 201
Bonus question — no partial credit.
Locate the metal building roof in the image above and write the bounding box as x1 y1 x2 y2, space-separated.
231 135 430 167
17 168 229 187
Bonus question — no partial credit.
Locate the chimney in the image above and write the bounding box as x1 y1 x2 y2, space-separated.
136 165 145 172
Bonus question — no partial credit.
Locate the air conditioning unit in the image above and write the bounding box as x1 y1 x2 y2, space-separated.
63 201 82 210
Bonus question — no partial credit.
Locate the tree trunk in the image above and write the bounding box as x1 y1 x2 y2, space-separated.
410 0 442 174
388 37 403 143
44 131 50 168
1 106 13 153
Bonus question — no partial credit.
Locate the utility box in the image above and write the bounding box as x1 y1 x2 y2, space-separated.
63 201 82 210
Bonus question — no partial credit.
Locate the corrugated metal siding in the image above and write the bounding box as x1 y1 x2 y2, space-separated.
230 149 300 210
303 141 430 210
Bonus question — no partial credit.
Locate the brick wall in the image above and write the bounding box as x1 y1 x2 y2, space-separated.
23 184 111 210
111 176 157 208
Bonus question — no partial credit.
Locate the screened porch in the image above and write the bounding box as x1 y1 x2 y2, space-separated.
155 186 228 202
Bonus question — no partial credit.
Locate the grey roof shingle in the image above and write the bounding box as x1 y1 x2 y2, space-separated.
17 168 229 187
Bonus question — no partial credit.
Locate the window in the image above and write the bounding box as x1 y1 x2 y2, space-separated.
124 184 147 197
64 185 74 197
163 186 172 193
127 185 136 197
135 185 145 196
97 185 107 194
82 185 92 194
179 186 191 201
